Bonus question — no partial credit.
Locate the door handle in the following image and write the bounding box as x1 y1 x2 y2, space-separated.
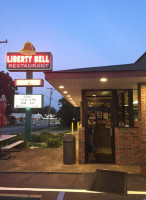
110 126 112 137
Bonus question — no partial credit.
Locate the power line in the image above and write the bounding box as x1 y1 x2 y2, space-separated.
0 39 7 44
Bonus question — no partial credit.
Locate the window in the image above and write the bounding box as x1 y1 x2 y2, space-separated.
133 90 138 127
117 90 138 128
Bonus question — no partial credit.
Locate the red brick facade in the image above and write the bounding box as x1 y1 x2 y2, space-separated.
115 128 141 165
78 83 146 177
139 83 146 177
79 127 85 164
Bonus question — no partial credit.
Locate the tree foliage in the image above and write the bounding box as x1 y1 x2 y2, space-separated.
0 71 17 117
57 97 80 127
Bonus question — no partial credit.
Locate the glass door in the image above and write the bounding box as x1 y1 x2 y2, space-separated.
86 90 114 163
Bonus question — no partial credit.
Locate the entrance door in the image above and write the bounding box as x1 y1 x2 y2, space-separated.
86 90 115 163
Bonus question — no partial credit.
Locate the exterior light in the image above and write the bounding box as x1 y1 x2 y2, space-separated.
67 95 70 97
63 91 68 94
69 98 72 100
100 77 107 82
59 86 64 89
133 100 138 104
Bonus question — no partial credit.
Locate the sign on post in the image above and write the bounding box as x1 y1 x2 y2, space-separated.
15 79 44 87
6 41 52 141
6 52 53 71
14 95 43 108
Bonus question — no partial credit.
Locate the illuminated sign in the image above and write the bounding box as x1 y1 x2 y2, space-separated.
6 52 53 71
15 79 44 87
14 95 43 108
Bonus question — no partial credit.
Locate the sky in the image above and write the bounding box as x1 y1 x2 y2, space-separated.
0 0 146 110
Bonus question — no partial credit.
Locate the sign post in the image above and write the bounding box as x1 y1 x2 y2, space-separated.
25 71 33 141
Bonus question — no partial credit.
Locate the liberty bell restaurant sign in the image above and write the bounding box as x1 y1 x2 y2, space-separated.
5 41 53 141
6 41 53 71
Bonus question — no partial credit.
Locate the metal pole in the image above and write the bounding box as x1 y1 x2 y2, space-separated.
72 122 74 134
24 71 33 141
47 88 55 127
48 88 52 127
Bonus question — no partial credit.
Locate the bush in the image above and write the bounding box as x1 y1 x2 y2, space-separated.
29 131 66 149
64 130 70 133
40 130 54 137
47 137 61 148
30 134 46 143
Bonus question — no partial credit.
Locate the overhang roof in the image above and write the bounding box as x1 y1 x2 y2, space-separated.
45 52 146 107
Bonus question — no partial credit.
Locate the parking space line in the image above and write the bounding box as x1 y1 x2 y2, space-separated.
57 192 65 200
1 187 146 195
0 187 103 193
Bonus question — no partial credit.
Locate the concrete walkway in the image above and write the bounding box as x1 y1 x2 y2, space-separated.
0 132 140 174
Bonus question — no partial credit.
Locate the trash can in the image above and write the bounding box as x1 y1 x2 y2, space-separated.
63 133 76 165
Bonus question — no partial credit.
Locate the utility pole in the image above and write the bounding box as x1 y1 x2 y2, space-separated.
47 88 55 127
0 39 8 44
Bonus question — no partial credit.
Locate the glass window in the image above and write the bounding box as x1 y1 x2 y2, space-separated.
124 91 129 127
117 90 125 127
133 90 138 127
85 89 138 128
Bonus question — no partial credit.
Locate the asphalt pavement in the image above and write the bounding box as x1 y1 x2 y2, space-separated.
0 173 146 200
2 124 49 135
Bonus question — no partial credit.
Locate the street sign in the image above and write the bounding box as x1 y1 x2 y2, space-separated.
14 94 43 108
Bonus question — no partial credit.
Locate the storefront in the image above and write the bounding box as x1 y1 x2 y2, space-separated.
45 52 146 176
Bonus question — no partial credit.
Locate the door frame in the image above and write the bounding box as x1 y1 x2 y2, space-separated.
82 89 116 164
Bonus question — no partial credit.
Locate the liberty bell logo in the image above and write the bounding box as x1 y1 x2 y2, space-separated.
20 41 36 56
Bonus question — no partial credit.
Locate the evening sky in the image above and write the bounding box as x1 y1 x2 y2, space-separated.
0 0 146 109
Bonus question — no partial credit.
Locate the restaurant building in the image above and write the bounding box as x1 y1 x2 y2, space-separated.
45 52 146 176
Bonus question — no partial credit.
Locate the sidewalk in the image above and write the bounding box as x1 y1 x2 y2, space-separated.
0 131 140 174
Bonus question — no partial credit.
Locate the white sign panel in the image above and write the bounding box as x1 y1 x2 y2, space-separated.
14 95 43 108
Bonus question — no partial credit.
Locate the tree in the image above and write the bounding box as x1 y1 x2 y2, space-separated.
57 97 80 127
0 71 17 119
31 106 56 116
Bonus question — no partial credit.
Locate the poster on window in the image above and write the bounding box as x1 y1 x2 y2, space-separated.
89 110 96 120
97 111 102 119
106 120 111 128
103 112 108 119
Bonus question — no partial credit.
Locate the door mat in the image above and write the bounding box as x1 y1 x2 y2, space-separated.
89 169 127 195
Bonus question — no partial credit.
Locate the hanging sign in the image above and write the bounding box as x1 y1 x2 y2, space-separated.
14 94 43 108
15 79 44 87
6 41 53 71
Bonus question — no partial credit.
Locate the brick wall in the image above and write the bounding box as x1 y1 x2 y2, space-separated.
79 127 85 164
139 83 146 177
115 127 141 165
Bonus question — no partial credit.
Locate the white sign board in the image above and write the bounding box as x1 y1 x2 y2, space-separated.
14 95 43 108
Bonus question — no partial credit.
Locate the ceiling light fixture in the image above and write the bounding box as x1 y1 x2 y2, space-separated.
133 100 138 104
100 77 107 82
59 85 64 89
63 91 68 94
